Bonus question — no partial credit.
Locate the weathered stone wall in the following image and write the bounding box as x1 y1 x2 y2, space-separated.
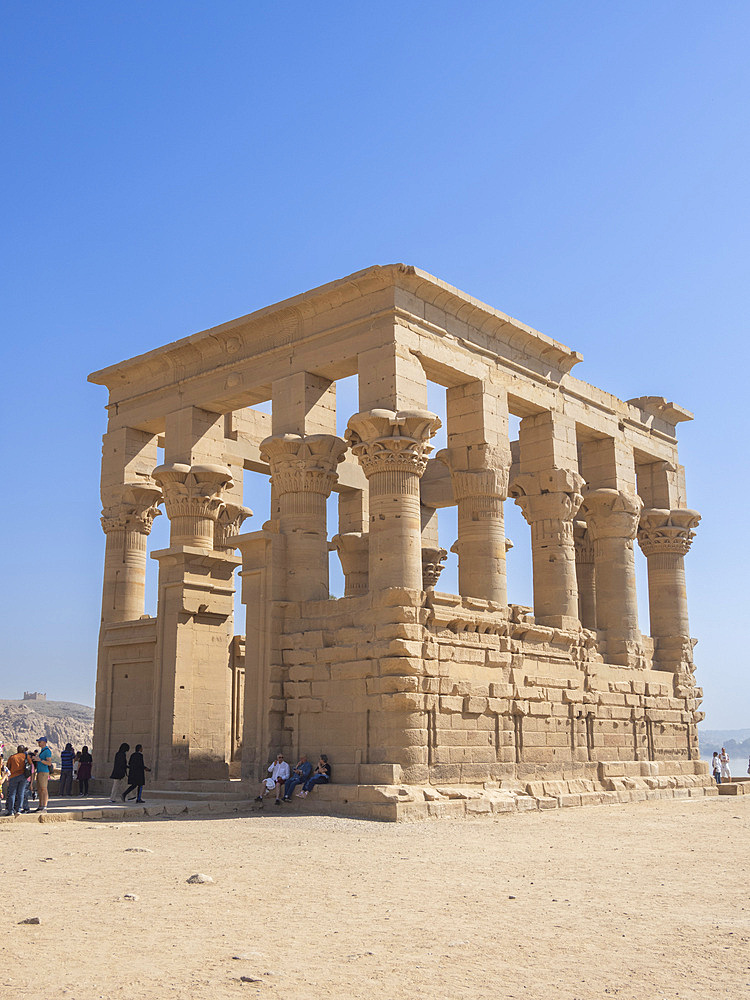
274 588 701 787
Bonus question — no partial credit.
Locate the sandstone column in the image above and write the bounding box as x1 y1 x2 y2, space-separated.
150 461 239 780
573 520 597 630
259 433 347 602
637 508 700 663
580 488 643 663
510 469 584 627
441 462 509 605
346 409 440 593
100 483 162 623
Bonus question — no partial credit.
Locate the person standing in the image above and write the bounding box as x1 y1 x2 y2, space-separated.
77 746 92 796
4 746 27 816
20 747 33 813
720 747 731 782
59 743 75 796
110 743 130 801
122 745 150 803
711 751 722 785
32 736 53 813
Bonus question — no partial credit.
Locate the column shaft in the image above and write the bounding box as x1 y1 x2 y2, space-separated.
511 470 583 626
582 489 643 654
637 508 700 639
347 409 440 594
260 433 347 602
100 485 161 623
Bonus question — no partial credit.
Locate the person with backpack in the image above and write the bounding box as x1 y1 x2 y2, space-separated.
77 746 93 796
4 745 28 816
30 737 53 814
59 743 75 796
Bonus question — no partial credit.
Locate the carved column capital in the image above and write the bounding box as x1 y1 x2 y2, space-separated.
580 489 643 541
260 433 347 496
346 409 440 478
153 463 233 521
510 469 584 536
637 508 701 557
152 463 233 549
101 483 162 535
214 503 253 551
421 546 448 588
436 446 510 500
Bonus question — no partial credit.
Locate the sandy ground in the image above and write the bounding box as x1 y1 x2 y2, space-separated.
0 795 748 1000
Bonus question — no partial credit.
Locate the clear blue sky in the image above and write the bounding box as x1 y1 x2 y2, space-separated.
1 2 748 728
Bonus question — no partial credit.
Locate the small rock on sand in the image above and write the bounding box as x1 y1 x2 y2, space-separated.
18 917 40 925
187 873 214 884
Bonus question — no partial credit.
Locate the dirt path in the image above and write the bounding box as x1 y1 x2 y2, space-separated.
1 796 748 999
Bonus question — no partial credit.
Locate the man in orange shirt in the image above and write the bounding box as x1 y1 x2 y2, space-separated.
4 746 27 817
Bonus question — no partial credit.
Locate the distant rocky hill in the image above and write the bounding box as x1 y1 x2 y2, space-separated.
0 699 93 761
698 729 750 766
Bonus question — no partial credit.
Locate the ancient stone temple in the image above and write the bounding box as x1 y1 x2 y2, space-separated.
90 265 713 819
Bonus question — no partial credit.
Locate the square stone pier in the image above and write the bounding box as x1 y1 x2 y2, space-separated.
89 265 711 818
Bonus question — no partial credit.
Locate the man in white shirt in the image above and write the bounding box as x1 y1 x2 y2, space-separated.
255 753 290 805
720 748 731 781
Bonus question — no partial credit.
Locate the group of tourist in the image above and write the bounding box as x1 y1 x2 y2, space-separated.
0 736 67 815
109 742 151 803
255 753 332 804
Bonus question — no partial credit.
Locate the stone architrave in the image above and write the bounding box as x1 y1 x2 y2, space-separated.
100 483 162 623
573 520 596 630
346 409 440 593
260 433 347 602
152 463 234 548
421 546 448 589
637 508 701 643
437 449 510 607
330 532 369 596
510 469 584 628
581 488 643 660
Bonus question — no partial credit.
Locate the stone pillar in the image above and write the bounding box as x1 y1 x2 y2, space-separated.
100 483 161 623
580 488 643 663
150 462 238 780
637 508 700 652
440 461 509 606
510 469 584 628
259 433 347 602
329 533 369 596
346 409 440 593
573 520 596 630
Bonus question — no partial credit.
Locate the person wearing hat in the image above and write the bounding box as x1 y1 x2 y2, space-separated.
32 737 52 813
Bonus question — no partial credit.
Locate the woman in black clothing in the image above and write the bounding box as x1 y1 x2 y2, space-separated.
77 746 93 796
122 744 151 803
109 743 130 802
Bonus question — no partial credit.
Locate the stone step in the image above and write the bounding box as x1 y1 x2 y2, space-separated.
717 782 750 795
